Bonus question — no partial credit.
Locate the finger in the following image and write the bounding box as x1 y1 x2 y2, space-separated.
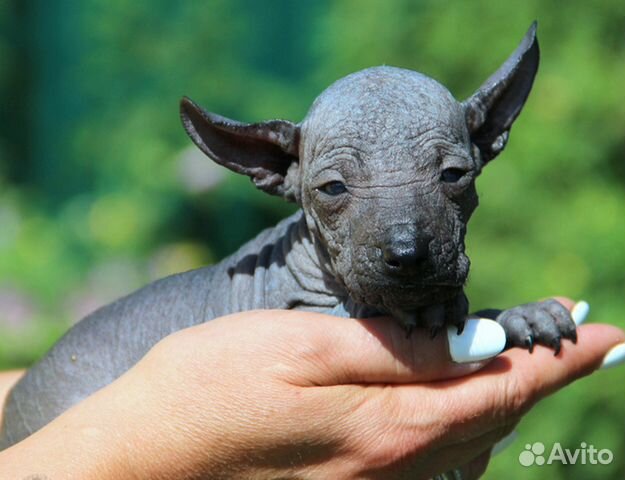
415 323 625 441
483 323 624 402
264 312 504 385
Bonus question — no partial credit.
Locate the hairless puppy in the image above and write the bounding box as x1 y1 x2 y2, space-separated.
0 23 576 450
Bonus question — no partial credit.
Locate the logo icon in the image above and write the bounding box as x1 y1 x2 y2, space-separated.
519 442 545 466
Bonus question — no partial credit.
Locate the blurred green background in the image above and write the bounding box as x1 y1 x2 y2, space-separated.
0 0 623 477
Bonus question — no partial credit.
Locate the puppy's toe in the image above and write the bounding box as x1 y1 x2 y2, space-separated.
542 299 578 343
496 311 534 351
444 292 469 334
529 308 563 355
422 303 446 338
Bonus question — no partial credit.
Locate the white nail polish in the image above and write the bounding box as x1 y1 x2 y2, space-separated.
447 318 506 363
491 430 518 456
571 300 590 325
600 343 625 370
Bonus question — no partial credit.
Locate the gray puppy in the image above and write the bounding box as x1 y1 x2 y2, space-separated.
0 23 576 449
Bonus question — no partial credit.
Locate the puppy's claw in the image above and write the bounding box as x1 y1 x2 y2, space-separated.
525 335 534 353
456 320 465 335
551 337 562 356
430 326 441 339
423 304 445 340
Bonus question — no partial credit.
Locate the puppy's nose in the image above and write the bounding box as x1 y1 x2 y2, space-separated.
382 235 431 274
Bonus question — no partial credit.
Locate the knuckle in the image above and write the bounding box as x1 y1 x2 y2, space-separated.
500 374 533 419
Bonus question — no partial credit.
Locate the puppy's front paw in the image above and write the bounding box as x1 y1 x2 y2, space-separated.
496 299 577 355
418 292 469 339
395 292 469 339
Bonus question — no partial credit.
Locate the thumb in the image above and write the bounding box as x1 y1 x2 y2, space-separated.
269 312 506 386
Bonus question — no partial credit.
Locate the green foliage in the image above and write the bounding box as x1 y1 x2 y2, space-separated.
0 1 624 478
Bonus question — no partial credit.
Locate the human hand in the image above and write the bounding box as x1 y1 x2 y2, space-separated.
1 300 623 480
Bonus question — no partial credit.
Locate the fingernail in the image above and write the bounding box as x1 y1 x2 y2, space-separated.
600 343 625 370
571 300 590 325
447 318 506 363
491 430 518 456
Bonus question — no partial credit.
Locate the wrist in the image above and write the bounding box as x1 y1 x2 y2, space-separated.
0 369 156 479
0 400 133 479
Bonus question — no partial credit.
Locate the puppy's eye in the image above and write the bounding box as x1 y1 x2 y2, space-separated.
317 181 347 196
441 168 466 183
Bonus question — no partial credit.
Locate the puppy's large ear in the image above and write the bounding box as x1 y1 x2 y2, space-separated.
180 97 301 201
463 22 539 166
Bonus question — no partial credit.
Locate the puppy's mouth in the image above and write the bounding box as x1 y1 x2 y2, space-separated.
386 287 469 336
345 269 466 308
381 283 461 311
345 278 467 335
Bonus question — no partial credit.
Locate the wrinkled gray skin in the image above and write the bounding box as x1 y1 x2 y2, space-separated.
1 24 576 451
